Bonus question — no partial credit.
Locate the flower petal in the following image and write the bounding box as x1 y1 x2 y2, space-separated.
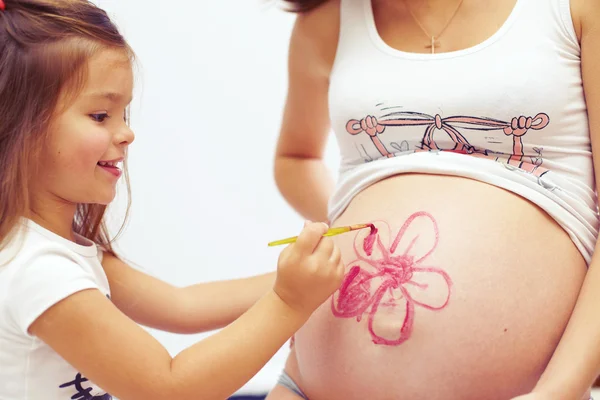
367 283 414 346
331 264 377 321
404 266 452 310
389 212 439 264
352 220 391 261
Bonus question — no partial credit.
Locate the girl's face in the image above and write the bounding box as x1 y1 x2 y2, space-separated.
36 49 135 207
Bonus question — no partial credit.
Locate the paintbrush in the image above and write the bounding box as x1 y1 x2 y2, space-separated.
268 223 372 247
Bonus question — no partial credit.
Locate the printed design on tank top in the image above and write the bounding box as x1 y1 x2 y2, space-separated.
332 212 452 346
346 111 550 179
59 373 112 399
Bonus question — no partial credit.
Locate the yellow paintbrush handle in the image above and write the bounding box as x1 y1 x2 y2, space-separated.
323 226 351 236
267 224 369 247
267 236 301 247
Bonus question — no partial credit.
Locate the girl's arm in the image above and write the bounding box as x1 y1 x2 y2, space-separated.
102 253 275 334
274 0 339 222
30 223 344 400
520 3 600 398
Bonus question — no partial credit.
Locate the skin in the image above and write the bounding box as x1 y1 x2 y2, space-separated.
270 0 600 399
24 48 346 400
30 49 135 240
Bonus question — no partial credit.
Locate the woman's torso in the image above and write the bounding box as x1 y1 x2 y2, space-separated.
289 0 592 399
295 175 586 400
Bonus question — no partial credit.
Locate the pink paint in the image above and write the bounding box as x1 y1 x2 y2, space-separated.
362 224 378 256
331 212 453 346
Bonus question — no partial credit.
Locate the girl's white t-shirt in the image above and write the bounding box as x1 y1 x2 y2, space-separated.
0 220 113 399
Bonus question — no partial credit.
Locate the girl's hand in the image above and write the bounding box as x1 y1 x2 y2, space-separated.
274 221 345 318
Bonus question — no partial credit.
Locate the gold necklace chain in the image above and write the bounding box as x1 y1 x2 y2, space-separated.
403 0 465 54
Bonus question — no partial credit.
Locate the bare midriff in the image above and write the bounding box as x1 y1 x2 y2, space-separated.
292 174 586 400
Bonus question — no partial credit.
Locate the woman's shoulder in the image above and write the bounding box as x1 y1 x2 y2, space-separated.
293 0 340 25
290 0 340 76
568 0 600 42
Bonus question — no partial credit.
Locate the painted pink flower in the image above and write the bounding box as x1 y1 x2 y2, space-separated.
331 212 452 346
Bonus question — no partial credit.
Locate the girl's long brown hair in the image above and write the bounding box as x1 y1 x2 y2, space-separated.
280 0 330 12
0 0 134 255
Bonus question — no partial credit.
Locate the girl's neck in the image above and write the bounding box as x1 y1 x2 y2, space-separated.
28 195 78 243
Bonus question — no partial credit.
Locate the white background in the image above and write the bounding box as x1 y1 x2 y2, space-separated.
95 0 340 395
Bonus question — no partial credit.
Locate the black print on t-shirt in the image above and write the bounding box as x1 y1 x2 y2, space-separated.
59 373 112 399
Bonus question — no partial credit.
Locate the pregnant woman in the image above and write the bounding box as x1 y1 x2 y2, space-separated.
268 0 600 399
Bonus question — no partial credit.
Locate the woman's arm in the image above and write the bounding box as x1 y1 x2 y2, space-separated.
274 0 340 222
520 3 600 398
102 253 275 334
30 223 344 400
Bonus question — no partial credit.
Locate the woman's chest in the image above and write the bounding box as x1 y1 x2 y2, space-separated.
329 35 587 168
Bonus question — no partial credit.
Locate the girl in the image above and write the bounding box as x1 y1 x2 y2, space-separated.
0 1 345 399
269 0 600 399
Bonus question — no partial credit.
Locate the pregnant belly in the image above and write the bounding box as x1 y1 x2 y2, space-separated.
293 174 587 400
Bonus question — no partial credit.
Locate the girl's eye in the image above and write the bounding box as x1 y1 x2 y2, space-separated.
90 113 109 123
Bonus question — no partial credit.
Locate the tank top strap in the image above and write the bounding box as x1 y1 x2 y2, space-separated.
337 0 375 55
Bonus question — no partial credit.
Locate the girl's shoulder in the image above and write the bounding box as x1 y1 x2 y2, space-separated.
0 220 108 338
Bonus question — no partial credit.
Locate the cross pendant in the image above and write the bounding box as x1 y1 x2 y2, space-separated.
425 37 441 54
